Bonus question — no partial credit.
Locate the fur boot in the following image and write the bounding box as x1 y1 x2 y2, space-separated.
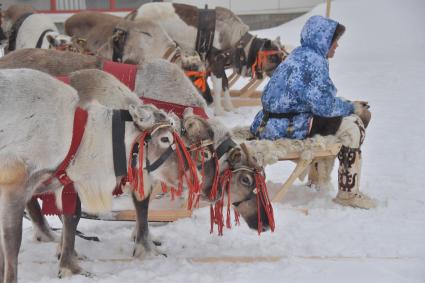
333 146 375 209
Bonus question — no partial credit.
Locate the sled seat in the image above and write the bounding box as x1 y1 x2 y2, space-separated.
272 142 341 202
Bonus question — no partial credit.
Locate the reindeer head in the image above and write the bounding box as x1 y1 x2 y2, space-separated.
128 104 195 190
110 20 177 65
47 33 72 50
258 36 288 77
181 109 273 233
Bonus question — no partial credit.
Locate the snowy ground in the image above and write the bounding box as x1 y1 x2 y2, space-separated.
17 0 425 282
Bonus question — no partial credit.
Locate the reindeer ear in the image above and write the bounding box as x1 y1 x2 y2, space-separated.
264 39 272 49
275 36 282 47
168 112 181 132
125 9 137 21
129 105 155 129
183 107 194 118
228 147 242 166
46 34 56 46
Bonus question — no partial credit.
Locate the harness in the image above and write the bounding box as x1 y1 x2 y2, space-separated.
37 107 88 215
195 5 216 60
183 118 274 235
125 122 200 207
257 110 306 138
215 33 286 80
35 28 53 48
7 12 33 52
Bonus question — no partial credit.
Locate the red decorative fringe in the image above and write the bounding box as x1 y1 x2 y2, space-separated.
209 169 275 236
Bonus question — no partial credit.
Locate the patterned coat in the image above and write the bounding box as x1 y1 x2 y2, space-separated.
250 15 354 140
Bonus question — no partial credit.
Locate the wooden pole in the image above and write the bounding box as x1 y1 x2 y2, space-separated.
326 0 331 17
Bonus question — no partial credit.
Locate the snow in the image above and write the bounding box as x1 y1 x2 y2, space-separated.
16 0 425 282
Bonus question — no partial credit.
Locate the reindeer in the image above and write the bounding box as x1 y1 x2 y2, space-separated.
0 4 72 53
0 48 207 109
63 11 179 65
126 2 287 115
64 11 211 100
0 68 199 281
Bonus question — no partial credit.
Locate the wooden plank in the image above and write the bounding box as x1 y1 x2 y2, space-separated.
189 256 282 263
239 79 263 98
278 144 342 161
272 159 311 203
228 72 241 88
231 98 261 107
112 209 192 222
230 90 261 98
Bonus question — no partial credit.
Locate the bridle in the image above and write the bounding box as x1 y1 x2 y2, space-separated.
126 121 200 207
181 117 274 235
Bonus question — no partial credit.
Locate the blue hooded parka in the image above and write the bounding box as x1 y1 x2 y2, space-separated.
250 15 354 140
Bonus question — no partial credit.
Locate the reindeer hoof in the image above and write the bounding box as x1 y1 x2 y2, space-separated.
152 240 162 246
133 243 163 259
33 229 58 243
58 266 91 278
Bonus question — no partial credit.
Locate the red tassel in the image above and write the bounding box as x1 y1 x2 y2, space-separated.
234 210 240 226
127 132 149 199
170 187 175 201
173 133 201 210
209 156 220 200
254 172 275 234
210 204 215 234
161 182 168 193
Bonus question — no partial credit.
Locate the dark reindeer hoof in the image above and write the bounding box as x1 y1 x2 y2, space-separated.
153 240 162 246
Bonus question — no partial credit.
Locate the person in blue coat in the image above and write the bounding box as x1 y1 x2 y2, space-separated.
251 15 375 209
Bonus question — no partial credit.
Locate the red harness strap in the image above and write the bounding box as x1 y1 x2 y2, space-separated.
100 61 209 119
35 107 88 215
141 97 209 119
102 61 138 91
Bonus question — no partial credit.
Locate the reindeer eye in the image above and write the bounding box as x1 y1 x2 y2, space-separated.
239 174 253 187
160 137 170 143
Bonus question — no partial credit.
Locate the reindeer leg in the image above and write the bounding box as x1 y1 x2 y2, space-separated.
26 198 57 242
58 197 91 278
222 74 234 112
132 192 165 259
0 188 26 283
211 74 225 116
0 239 3 283
210 54 228 116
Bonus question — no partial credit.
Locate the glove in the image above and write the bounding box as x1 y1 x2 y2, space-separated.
353 101 371 128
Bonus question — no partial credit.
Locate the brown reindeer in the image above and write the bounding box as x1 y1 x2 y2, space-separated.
126 2 287 115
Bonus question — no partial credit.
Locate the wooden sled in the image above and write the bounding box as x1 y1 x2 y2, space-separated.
227 71 263 107
101 142 342 222
272 143 342 203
